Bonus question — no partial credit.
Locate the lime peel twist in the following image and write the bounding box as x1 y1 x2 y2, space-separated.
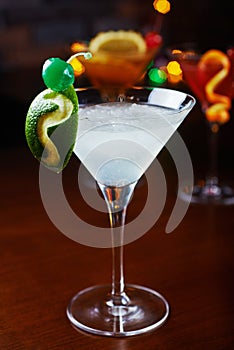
36 91 74 167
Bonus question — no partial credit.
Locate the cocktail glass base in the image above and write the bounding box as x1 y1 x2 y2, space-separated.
179 177 234 205
67 284 169 337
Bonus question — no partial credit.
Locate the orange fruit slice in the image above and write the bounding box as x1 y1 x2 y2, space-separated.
89 30 147 54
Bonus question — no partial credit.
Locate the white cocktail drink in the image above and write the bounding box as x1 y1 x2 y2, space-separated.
67 87 195 337
74 95 191 187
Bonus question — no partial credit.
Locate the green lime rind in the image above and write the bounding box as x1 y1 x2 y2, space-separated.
25 85 78 173
60 84 78 114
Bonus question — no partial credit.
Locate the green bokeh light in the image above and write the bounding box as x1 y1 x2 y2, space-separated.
148 68 167 85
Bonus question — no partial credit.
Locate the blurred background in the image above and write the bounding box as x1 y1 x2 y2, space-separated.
0 0 233 179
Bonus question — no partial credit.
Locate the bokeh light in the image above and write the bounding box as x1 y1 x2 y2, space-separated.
70 42 88 76
148 67 167 85
172 49 182 55
166 61 182 75
166 60 183 83
68 57 85 77
153 0 171 14
70 42 88 53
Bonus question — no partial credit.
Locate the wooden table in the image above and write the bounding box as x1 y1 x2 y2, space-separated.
1 142 234 350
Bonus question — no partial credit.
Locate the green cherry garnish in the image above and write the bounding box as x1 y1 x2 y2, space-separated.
42 57 75 92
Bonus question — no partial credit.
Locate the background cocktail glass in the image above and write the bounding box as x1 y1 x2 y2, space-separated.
69 33 162 101
66 87 195 337
77 48 159 99
169 46 234 205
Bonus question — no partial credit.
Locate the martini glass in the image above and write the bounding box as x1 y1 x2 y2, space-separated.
169 46 234 205
66 87 195 337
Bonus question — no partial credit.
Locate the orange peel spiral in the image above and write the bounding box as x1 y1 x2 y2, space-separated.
198 49 231 124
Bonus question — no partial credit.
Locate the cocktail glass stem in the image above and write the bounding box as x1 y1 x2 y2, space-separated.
98 182 137 313
185 116 234 204
206 122 219 185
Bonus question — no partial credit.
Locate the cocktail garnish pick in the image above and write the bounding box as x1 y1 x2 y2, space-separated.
25 56 80 173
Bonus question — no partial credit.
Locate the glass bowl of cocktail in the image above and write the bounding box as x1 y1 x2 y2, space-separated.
168 45 234 205
69 30 162 100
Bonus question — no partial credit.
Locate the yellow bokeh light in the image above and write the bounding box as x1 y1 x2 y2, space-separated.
153 0 171 14
70 42 87 53
166 61 183 84
172 49 182 54
70 41 88 76
69 57 85 77
168 73 182 84
167 61 182 75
